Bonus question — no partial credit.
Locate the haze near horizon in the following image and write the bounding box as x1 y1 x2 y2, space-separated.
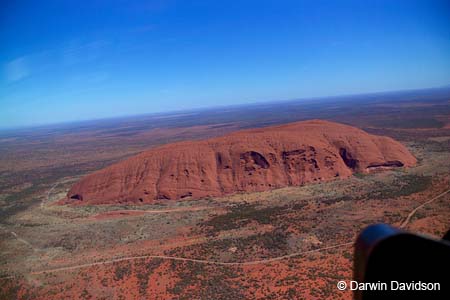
1 0 450 128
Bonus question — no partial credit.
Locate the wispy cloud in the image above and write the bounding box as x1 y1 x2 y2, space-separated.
4 57 30 82
2 39 110 85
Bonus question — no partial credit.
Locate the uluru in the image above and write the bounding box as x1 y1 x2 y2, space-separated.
66 120 416 205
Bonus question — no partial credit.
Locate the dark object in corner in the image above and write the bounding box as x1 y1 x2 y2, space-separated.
354 224 450 300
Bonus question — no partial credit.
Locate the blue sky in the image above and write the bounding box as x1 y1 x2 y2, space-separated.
1 0 450 128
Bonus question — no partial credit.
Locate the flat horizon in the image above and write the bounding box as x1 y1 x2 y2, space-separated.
1 85 449 132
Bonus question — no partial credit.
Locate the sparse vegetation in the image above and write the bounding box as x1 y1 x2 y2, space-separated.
372 118 444 129
114 262 132 281
363 175 432 200
200 203 301 233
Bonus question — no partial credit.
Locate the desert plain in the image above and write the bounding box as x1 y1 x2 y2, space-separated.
1 88 449 299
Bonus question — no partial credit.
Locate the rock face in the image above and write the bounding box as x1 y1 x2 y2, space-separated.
66 120 416 204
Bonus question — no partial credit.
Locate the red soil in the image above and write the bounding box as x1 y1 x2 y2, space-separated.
87 207 210 220
66 120 416 205
88 210 147 220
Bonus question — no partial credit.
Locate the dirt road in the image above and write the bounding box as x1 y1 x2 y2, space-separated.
1 185 449 280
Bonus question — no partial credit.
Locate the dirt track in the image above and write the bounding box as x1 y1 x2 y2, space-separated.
30 242 355 276
1 185 449 280
400 189 450 228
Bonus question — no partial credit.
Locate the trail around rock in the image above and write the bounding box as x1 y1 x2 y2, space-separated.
40 181 60 208
400 188 450 228
1 183 449 280
29 241 354 276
